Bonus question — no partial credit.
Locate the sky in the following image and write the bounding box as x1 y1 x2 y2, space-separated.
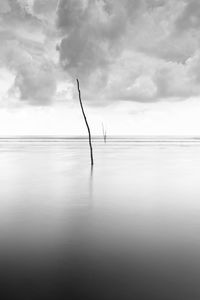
1 0 200 135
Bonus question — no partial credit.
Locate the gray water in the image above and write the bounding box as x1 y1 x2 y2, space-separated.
1 136 200 299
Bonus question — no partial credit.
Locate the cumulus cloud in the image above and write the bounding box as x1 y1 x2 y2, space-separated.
56 0 200 104
175 0 200 33
0 0 59 106
57 0 142 82
14 61 57 106
1 0 200 107
0 39 57 105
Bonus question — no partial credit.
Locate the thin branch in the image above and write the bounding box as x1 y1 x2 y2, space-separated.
76 79 94 166
102 122 107 143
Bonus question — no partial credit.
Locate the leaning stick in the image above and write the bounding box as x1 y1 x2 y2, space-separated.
76 79 94 166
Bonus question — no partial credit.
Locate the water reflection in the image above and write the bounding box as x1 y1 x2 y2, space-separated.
89 165 93 208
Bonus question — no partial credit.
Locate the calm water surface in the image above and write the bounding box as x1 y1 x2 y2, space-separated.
1 136 200 299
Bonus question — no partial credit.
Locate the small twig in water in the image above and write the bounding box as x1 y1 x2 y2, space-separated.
102 122 107 143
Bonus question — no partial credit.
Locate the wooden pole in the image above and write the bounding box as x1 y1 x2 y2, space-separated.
76 79 94 166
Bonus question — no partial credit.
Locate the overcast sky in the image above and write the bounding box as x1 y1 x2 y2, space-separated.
1 0 200 135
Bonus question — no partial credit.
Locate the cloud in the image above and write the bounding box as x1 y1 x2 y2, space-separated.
0 0 59 106
0 40 57 105
33 0 58 16
154 51 200 99
14 61 57 106
1 0 200 107
56 0 200 104
57 0 144 83
0 0 11 14
175 0 200 33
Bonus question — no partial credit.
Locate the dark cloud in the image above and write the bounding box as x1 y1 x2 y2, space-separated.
175 0 200 32
57 0 200 104
0 0 11 14
1 0 200 106
57 0 142 85
33 0 58 16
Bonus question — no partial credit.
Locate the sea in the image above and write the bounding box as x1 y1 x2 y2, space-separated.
0 136 200 299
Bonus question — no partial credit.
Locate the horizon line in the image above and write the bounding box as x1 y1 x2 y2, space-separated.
0 134 199 139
